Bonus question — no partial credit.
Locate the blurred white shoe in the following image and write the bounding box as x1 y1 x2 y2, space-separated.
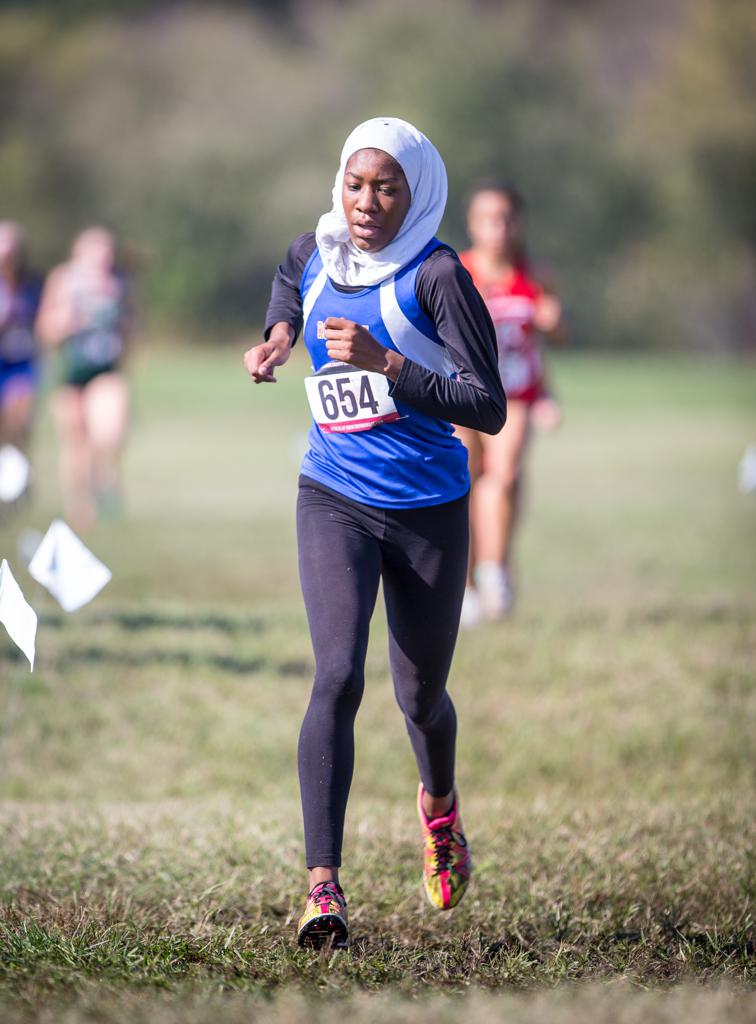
738 443 756 494
0 445 30 504
474 562 515 618
459 586 483 630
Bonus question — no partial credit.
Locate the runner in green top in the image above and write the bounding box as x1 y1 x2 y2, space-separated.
37 227 133 530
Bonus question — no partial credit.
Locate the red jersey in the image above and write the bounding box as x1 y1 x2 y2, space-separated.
460 250 546 403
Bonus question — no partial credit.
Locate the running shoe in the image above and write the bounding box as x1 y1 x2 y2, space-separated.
460 586 483 630
475 561 515 618
296 880 349 949
417 784 472 910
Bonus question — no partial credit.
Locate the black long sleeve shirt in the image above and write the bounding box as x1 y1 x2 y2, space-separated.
264 232 506 434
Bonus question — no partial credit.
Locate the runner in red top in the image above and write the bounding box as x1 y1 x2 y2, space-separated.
456 182 565 624
463 253 546 398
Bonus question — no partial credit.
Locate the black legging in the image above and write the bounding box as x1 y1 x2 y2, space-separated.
296 478 469 868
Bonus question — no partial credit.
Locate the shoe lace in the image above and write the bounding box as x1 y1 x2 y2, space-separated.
309 881 343 908
429 822 454 874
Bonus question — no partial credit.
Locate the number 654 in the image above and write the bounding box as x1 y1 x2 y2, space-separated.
317 375 380 420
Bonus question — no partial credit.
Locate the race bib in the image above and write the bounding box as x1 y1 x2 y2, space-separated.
304 363 400 434
498 350 532 393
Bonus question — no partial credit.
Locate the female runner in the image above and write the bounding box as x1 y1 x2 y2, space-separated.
243 118 506 948
0 221 41 491
457 183 564 624
36 227 132 530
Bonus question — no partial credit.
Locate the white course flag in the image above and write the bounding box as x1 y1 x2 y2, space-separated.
28 519 112 613
0 445 30 503
0 559 37 670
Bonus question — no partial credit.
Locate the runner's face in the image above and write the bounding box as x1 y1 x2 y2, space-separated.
342 149 411 253
73 230 115 274
467 191 521 258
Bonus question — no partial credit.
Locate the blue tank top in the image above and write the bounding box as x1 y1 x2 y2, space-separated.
299 238 470 509
0 276 41 364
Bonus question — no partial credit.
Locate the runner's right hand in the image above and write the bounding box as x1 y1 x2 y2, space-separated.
244 325 293 383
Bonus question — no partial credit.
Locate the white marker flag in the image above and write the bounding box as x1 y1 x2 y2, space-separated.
0 445 30 503
0 559 37 670
28 520 111 613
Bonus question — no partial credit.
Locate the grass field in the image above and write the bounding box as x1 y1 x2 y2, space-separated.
0 346 754 1021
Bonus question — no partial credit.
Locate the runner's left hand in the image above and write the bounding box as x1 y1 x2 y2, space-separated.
533 294 561 334
324 318 404 380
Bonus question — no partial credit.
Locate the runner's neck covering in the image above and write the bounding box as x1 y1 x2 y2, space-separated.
315 117 448 288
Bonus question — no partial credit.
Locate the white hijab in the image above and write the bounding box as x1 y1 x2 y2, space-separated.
315 117 448 288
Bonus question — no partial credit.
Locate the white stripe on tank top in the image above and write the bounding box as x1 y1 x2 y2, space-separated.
303 262 455 379
302 268 328 333
379 276 454 377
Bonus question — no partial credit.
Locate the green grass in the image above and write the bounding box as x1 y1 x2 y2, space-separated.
0 348 754 1021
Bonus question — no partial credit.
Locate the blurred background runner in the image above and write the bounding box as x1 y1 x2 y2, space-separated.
0 221 42 511
36 227 133 531
456 182 566 626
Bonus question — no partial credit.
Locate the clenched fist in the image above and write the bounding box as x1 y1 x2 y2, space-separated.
323 318 405 381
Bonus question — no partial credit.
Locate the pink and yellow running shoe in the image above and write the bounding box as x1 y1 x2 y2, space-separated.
296 880 349 949
417 784 472 910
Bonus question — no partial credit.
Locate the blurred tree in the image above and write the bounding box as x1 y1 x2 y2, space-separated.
0 0 752 349
602 0 756 350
